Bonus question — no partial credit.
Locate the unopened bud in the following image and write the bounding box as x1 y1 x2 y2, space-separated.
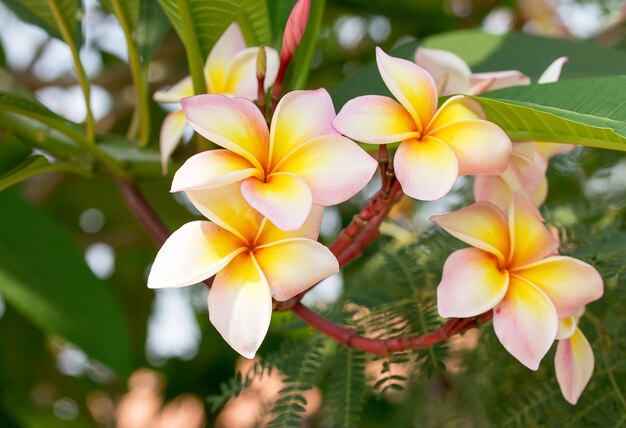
280 0 310 65
256 45 267 81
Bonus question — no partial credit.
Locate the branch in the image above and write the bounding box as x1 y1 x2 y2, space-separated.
292 302 493 356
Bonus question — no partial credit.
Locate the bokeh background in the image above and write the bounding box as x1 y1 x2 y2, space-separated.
0 0 625 426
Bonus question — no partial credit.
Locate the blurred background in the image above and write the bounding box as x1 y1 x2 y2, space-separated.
0 0 625 426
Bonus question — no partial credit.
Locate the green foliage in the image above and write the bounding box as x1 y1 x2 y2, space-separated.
100 0 141 30
237 0 272 46
3 0 82 43
0 190 132 377
325 347 367 428
0 155 89 192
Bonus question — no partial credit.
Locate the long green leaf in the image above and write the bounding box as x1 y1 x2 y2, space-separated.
474 77 626 151
0 190 132 377
237 0 271 45
4 0 81 43
0 155 90 191
332 30 626 107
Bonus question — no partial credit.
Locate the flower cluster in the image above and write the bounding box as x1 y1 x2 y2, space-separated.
149 7 603 405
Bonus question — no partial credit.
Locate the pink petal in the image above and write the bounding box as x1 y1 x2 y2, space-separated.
555 328 594 405
205 23 246 92
508 194 559 268
429 119 511 176
148 221 244 289
274 134 378 205
269 89 337 168
171 149 262 192
280 0 310 64
437 248 509 318
469 70 531 93
181 94 269 170
376 47 438 132
430 201 510 266
512 256 604 318
426 95 485 133
208 251 272 358
254 238 339 301
414 47 472 96
241 172 313 231
332 95 420 144
556 316 577 341
536 142 576 159
159 109 188 174
255 205 324 246
394 137 458 201
473 175 514 213
493 275 558 370
186 183 264 244
221 46 280 99
153 76 194 103
538 56 569 84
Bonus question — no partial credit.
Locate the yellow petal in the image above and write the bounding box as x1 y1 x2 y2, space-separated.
431 201 510 266
555 327 594 405
426 95 485 133
255 205 324 246
153 76 194 103
204 23 246 92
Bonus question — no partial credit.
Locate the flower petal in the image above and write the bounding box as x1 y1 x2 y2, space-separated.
208 251 272 358
430 201 510 265
536 142 576 159
426 95 485 133
538 56 568 84
556 316 577 341
159 109 188 174
513 256 604 318
555 327 594 405
255 238 339 301
274 134 378 205
255 205 324 246
394 137 458 201
414 47 472 96
429 119 511 176
269 89 336 168
376 47 438 132
205 23 246 92
181 94 269 170
153 76 194 103
221 46 280 99
508 194 559 268
493 275 558 370
332 95 420 144
473 175 514 213
148 221 244 289
241 172 313 231
171 149 262 192
468 70 531 93
437 248 509 318
186 183 263 244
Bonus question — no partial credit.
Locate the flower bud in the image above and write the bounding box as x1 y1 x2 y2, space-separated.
256 45 267 81
280 0 310 65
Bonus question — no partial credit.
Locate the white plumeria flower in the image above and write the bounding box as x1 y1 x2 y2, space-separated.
153 23 280 173
148 183 338 358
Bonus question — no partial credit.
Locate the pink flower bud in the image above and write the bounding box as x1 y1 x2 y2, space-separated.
280 0 310 65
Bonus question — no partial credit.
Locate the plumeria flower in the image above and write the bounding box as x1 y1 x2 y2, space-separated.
147 183 339 358
431 194 603 370
173 89 378 231
333 48 511 201
414 47 570 96
555 311 594 405
153 23 279 173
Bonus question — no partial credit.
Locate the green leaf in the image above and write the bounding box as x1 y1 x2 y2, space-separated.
268 0 295 49
3 0 81 43
475 77 626 151
285 0 325 90
0 190 132 377
0 155 90 191
331 30 626 108
100 0 140 30
237 0 271 46
137 0 171 63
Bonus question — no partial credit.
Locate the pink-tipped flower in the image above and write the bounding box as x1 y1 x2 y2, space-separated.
280 0 310 65
431 194 603 370
333 48 511 201
175 89 378 231
555 313 595 405
148 183 338 359
153 23 280 173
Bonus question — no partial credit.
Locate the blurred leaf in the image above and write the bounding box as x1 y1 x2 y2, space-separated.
268 0 295 49
4 0 82 44
332 30 626 107
137 0 171 63
0 155 90 191
156 0 247 60
285 0 325 90
475 77 626 151
237 0 272 45
0 190 132 377
100 0 140 30
0 132 31 176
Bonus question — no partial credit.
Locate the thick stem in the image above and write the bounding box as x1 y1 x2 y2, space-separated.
292 302 492 356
